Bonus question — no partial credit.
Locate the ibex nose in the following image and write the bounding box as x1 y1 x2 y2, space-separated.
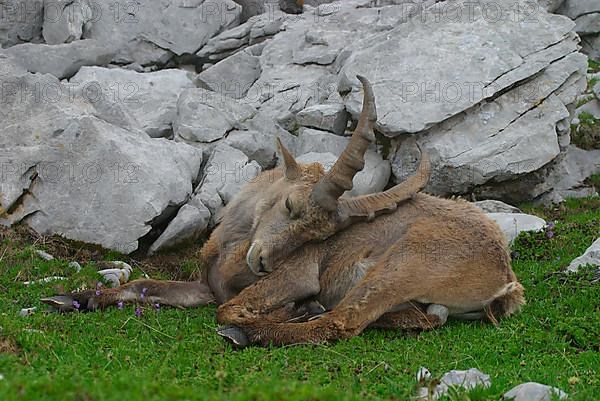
246 242 268 276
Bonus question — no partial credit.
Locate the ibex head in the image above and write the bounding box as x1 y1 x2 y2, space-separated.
246 76 431 276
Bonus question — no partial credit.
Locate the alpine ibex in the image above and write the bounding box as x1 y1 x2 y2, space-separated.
43 76 524 347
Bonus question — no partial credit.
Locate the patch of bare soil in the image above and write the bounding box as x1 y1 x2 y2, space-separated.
135 246 206 281
0 337 19 355
0 225 206 281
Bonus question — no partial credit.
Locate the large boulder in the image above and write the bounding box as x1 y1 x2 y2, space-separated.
192 143 261 223
474 145 600 205
174 88 257 144
535 145 600 204
0 0 44 47
391 47 587 197
70 66 196 138
198 0 428 127
1 40 114 79
341 0 581 135
198 0 589 203
0 55 203 253
558 0 600 33
486 213 546 244
232 0 338 22
582 34 600 60
43 0 242 65
557 1 600 58
296 103 348 135
296 127 349 156
196 47 262 99
196 14 284 63
148 202 211 255
222 129 297 169
42 0 93 45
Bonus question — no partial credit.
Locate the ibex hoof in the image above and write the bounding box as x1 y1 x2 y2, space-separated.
41 295 81 313
41 290 98 312
217 325 250 348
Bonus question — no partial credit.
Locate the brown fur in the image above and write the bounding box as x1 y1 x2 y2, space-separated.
215 190 525 345
49 77 525 347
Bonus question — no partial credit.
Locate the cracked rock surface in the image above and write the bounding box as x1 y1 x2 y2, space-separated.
70 66 196 138
0 0 597 253
0 55 202 253
41 0 242 65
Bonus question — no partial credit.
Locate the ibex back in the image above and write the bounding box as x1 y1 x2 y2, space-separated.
43 76 524 347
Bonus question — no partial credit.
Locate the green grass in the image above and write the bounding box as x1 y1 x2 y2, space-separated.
571 112 600 150
1 198 599 401
589 59 600 74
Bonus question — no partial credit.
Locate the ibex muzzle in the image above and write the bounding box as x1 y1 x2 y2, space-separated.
246 241 268 276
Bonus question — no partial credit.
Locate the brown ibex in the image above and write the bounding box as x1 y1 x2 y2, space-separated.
43 76 524 347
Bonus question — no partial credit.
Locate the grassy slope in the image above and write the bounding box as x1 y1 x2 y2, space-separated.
0 198 598 401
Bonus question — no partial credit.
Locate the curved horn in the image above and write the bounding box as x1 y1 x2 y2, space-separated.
276 137 300 180
310 75 377 211
337 145 431 226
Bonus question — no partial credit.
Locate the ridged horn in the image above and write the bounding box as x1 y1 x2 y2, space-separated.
337 145 431 225
310 75 377 211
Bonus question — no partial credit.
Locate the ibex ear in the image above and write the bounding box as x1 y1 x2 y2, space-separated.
276 137 300 180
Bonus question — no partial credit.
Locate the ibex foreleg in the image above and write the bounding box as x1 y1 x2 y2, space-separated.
222 251 430 346
216 252 321 325
42 280 214 312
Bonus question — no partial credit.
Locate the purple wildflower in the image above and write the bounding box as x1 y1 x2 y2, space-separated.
546 230 554 239
95 290 101 296
72 300 80 310
117 301 124 310
140 287 148 299
547 222 555 230
135 307 142 318
154 303 160 311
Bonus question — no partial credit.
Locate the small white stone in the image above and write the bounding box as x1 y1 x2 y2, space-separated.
416 367 431 383
0 373 4 380
97 271 122 288
108 261 133 272
106 261 133 281
35 250 54 261
98 261 133 283
68 261 82 273
419 368 492 400
22 329 44 334
19 307 37 317
504 382 567 401
23 277 66 286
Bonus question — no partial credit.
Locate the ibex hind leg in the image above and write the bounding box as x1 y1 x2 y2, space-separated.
371 304 449 330
42 280 214 312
